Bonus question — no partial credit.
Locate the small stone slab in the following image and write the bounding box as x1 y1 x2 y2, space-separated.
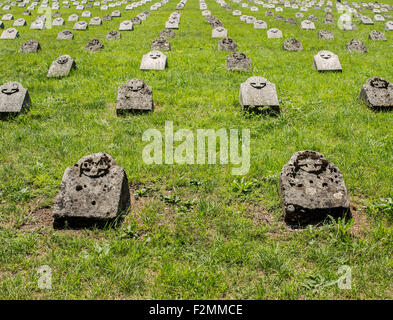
119 20 133 30
226 52 251 72
53 152 131 229
279 150 350 226
218 37 237 51
116 79 153 114
0 81 31 119
239 76 279 114
19 39 40 53
53 17 65 26
152 36 170 51
346 39 367 52
385 21 393 31
13 18 26 27
360 77 393 110
369 30 386 40
57 30 74 40
131 17 141 25
254 20 267 29
85 39 104 51
74 21 88 30
283 38 303 51
360 15 374 24
160 28 175 38
30 20 45 30
165 19 179 29
47 55 76 78
212 26 227 38
1 27 19 39
318 30 334 39
313 50 342 72
301 20 315 29
106 30 121 40
89 17 102 25
267 28 282 38
140 50 167 70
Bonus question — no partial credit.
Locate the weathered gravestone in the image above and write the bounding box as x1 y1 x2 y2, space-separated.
301 20 315 29
0 82 31 119
360 15 374 24
369 30 386 40
385 21 393 31
140 50 167 70
106 30 121 40
318 30 334 39
57 30 74 40
74 21 88 30
283 38 303 51
85 39 104 51
53 152 131 229
218 37 237 51
152 36 170 51
0 21 3 29
160 28 175 38
1 14 13 21
267 28 283 38
47 55 76 78
279 150 351 226
53 17 65 26
346 39 367 52
131 17 141 25
13 18 26 27
239 76 279 114
360 77 393 110
116 79 153 114
212 26 227 38
313 50 342 72
90 17 102 25
30 19 45 30
119 20 133 30
165 19 179 29
254 20 267 29
286 18 297 24
226 52 251 72
68 14 79 22
20 39 40 53
1 27 19 39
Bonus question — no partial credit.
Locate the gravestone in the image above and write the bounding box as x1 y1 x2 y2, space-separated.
313 50 342 72
74 21 88 30
346 39 367 52
254 20 267 29
57 30 74 40
20 40 40 53
360 15 374 24
226 52 251 72
267 28 283 38
13 18 26 27
385 21 393 31
283 38 303 51
82 11 91 18
53 152 131 229
152 36 170 51
212 26 227 38
360 77 393 110
318 30 334 39
68 14 79 22
160 28 175 38
279 150 350 226
324 18 334 24
47 55 76 77
369 30 386 40
90 17 102 25
140 50 167 70
218 37 237 51
85 39 104 51
111 10 121 17
286 18 297 24
119 20 133 30
1 14 13 21
1 27 19 39
233 10 241 16
106 30 121 40
116 79 153 114
374 14 385 22
131 17 141 24
165 19 179 29
0 82 31 119
103 14 113 21
301 20 315 29
239 76 279 114
53 17 65 26
30 20 45 30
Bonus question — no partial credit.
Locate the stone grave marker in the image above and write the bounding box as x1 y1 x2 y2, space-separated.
160 28 175 38
53 17 65 26
218 37 237 51
119 20 133 30
283 38 303 51
152 36 170 51
47 54 76 77
385 21 393 31
116 79 153 114
1 27 19 39
20 39 40 52
212 26 227 38
313 50 342 72
360 77 393 110
346 39 367 52
0 82 31 119
318 30 334 39
74 21 88 30
369 30 386 40
85 39 104 51
106 30 121 40
140 50 167 70
226 52 251 72
301 19 315 29
57 30 74 40
267 28 282 38
254 20 267 29
90 17 102 25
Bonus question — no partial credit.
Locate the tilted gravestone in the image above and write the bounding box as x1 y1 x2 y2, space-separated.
30 20 45 30
74 21 88 30
106 30 121 40
0 82 31 119
119 20 133 30
254 20 267 29
267 28 282 38
53 152 131 229
283 38 303 51
360 77 393 110
226 52 251 72
160 28 175 38
140 50 167 70
212 26 227 38
218 37 237 51
82 11 91 18
165 19 179 29
1 27 19 39
239 76 279 114
90 17 102 25
1 14 13 21
57 30 74 40
279 150 351 226
346 39 367 52
318 30 334 39
13 18 26 27
152 36 170 51
313 50 342 72
47 55 76 78
369 30 386 40
116 79 153 114
19 40 40 53
85 39 104 51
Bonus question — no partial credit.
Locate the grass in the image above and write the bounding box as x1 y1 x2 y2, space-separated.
0 0 393 299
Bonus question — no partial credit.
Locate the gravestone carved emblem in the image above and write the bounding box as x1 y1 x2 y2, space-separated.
116 79 153 114
360 77 393 110
0 82 31 119
53 153 131 229
279 150 351 226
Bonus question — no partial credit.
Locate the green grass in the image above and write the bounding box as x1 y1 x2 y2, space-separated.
1 0 393 299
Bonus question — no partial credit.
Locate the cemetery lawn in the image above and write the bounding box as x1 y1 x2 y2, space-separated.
1 1 393 299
